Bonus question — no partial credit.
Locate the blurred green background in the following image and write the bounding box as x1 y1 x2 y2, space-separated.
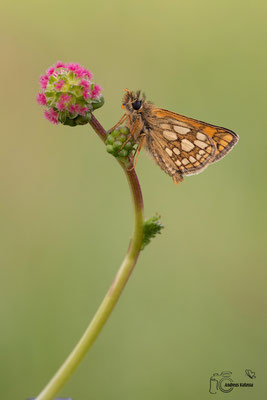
1 0 267 399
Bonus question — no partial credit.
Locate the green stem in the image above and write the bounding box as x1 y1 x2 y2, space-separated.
35 115 144 400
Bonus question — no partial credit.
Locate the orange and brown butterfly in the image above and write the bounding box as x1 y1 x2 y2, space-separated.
111 89 238 184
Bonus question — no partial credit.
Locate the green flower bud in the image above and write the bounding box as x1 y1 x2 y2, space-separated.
124 141 133 150
106 145 114 153
105 126 136 161
120 134 127 143
120 126 129 135
106 135 115 145
111 129 120 138
118 149 128 157
113 140 122 150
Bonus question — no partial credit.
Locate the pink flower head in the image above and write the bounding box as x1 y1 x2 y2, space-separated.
76 105 88 116
44 109 58 124
36 93 47 105
80 79 90 89
55 79 65 90
57 93 72 111
37 61 103 126
61 93 72 103
39 74 49 89
55 61 66 68
66 63 83 75
69 104 78 114
57 102 66 111
46 67 55 76
91 84 102 99
83 90 90 100
66 63 77 72
82 68 93 80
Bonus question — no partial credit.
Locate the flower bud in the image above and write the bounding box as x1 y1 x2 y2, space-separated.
105 126 136 161
37 61 104 126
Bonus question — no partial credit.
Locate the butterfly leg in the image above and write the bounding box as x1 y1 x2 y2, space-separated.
119 133 133 150
107 114 127 133
117 116 143 151
128 134 146 171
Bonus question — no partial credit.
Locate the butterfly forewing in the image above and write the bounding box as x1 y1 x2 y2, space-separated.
153 108 238 164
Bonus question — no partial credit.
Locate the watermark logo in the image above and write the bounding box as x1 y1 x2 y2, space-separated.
209 371 234 394
209 370 256 394
245 369 256 379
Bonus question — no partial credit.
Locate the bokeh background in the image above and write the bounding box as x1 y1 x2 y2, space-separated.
1 0 267 399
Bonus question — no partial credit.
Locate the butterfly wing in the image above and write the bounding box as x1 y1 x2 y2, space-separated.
145 108 238 183
145 109 221 183
154 108 239 164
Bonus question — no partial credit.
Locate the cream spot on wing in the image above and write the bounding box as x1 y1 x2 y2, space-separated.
196 154 201 160
170 120 191 128
173 147 180 155
182 158 189 165
173 126 191 135
189 156 196 163
165 147 173 157
163 130 177 141
194 140 208 149
196 132 207 141
160 123 171 130
181 139 195 152
175 160 182 166
199 149 205 155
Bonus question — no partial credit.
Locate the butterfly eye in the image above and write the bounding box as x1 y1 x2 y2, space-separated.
132 100 142 110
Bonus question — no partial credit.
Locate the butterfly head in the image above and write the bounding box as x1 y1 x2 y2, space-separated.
122 89 147 114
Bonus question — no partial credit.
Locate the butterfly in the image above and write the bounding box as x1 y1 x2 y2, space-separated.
110 89 238 184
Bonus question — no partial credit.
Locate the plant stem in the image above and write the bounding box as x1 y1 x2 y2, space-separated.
35 115 144 400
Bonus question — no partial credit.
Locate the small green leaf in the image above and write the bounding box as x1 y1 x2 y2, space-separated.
141 215 164 250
